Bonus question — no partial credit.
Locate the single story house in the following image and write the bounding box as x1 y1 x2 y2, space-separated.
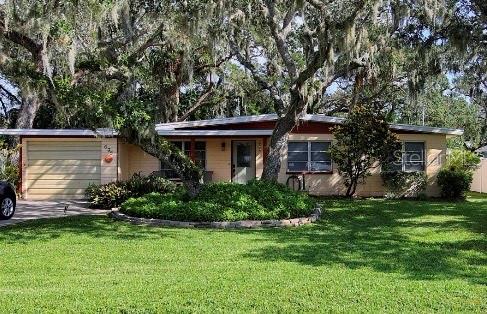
0 114 463 200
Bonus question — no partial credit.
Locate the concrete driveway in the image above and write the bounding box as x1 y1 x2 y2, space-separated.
0 200 109 227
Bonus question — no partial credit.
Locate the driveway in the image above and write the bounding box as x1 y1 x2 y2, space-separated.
0 200 109 227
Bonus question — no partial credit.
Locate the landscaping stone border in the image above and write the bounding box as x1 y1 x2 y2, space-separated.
110 207 322 229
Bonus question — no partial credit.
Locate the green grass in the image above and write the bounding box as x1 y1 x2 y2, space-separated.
1 194 486 313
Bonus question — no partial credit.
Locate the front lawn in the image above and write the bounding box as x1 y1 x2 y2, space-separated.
1 194 486 312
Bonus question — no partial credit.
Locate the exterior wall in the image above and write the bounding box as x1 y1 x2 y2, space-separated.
117 137 266 183
119 134 445 197
101 138 118 185
276 133 447 197
206 138 265 182
118 143 160 179
118 140 130 181
471 158 487 193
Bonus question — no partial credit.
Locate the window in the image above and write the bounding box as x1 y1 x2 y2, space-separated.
387 141 425 172
160 141 206 179
287 141 332 173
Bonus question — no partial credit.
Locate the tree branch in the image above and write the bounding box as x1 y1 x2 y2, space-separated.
264 0 297 78
0 84 21 104
229 40 285 110
195 54 234 73
0 10 42 66
180 82 216 121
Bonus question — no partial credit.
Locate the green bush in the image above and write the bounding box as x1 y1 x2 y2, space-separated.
381 171 427 199
0 143 20 187
120 180 316 222
86 173 176 209
445 149 481 172
437 169 473 200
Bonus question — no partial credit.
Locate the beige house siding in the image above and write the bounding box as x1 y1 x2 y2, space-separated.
119 134 445 197
101 138 118 185
472 159 487 193
117 140 130 181
118 143 160 179
206 138 265 182
117 138 265 183
276 133 447 197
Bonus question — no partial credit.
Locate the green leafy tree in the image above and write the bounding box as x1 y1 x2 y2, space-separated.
0 0 232 196
224 0 459 181
330 105 400 197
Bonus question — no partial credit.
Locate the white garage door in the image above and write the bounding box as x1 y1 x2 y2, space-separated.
26 141 101 200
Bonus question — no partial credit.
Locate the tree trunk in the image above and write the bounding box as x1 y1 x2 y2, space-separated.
154 50 183 123
262 87 307 181
345 181 356 197
15 91 41 128
157 81 180 123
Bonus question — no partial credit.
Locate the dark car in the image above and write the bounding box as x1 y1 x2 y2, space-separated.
0 181 16 220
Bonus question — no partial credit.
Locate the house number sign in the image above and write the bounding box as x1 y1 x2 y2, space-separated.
103 144 114 163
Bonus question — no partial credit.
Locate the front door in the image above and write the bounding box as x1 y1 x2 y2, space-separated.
232 141 256 184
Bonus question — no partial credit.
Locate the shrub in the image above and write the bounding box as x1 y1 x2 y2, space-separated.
437 169 473 200
435 149 480 200
0 143 20 187
330 104 401 197
86 173 176 209
120 180 316 222
381 171 427 199
445 149 481 172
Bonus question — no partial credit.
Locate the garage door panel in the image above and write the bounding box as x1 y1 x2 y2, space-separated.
28 166 101 175
29 152 101 160
28 188 90 195
28 160 100 166
28 141 100 147
26 140 102 200
27 180 96 189
28 145 100 151
28 194 87 200
27 173 101 180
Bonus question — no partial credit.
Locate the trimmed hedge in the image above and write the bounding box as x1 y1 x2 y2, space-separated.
120 180 316 222
86 174 177 209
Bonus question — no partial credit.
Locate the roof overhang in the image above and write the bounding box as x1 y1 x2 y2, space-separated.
0 115 464 137
155 114 464 136
157 129 274 136
0 128 118 137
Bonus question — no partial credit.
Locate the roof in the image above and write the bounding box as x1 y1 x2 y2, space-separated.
155 114 464 136
0 114 464 137
157 130 274 136
0 128 117 137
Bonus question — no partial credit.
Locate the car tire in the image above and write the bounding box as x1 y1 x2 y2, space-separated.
0 195 16 220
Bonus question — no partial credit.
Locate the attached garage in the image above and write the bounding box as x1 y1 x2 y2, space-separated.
0 129 120 200
25 140 101 200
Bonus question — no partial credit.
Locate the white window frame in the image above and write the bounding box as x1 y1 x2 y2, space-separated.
160 141 207 179
287 141 332 173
